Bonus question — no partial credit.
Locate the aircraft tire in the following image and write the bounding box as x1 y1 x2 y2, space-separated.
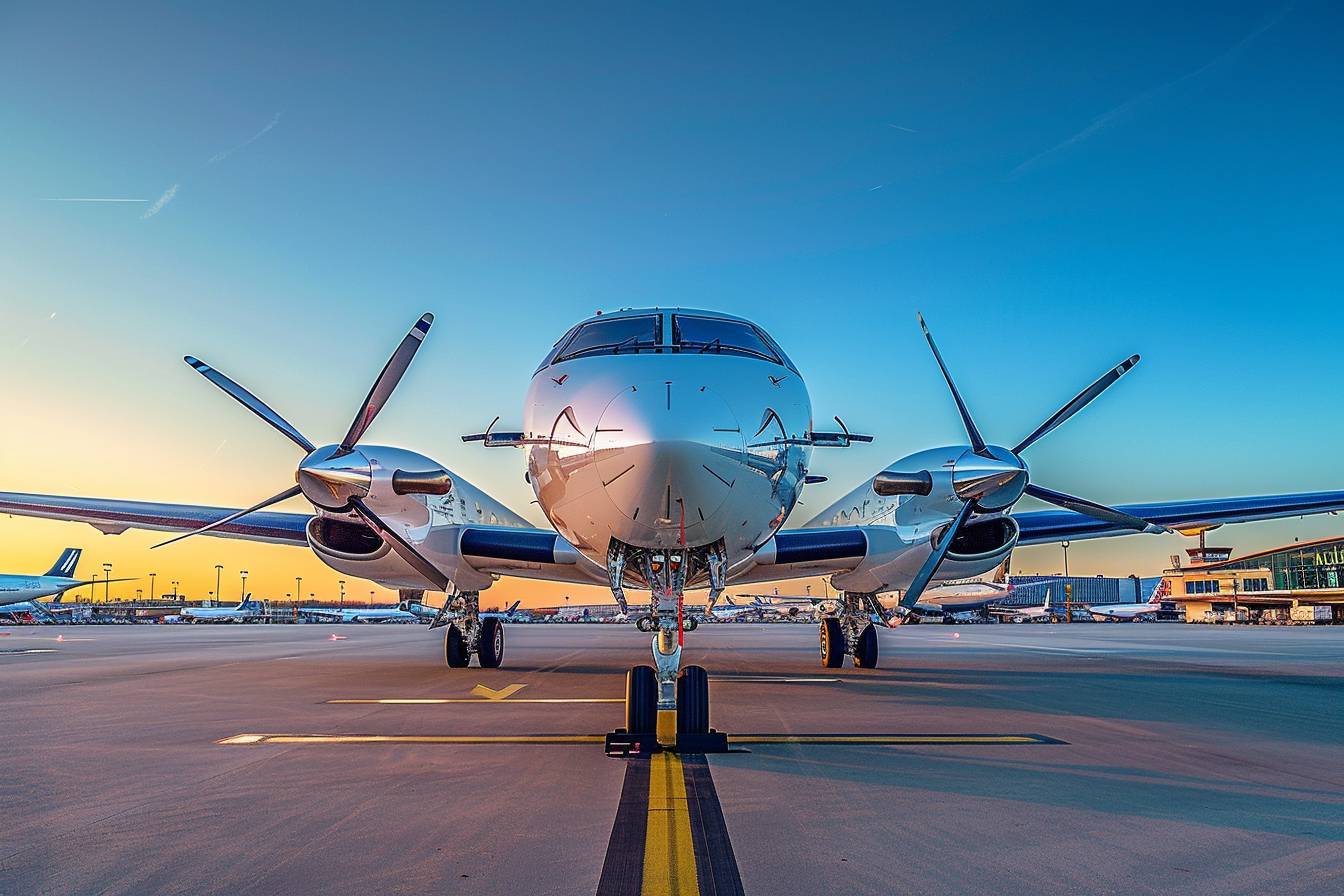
853 623 879 668
625 665 658 734
677 665 710 734
445 624 470 668
478 618 505 668
819 617 844 668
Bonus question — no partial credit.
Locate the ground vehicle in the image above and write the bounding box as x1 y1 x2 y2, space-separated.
1289 605 1332 625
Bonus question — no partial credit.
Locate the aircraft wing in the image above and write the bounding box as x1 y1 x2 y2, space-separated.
0 492 311 546
1012 490 1344 544
0 492 603 587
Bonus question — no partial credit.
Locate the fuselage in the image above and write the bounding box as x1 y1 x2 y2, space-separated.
0 575 83 606
523 309 813 572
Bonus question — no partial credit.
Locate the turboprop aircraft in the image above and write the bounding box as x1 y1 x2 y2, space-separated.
4 308 1344 737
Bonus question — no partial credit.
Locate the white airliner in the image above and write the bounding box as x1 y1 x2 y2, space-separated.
4 308 1343 732
1088 592 1164 621
989 589 1065 623
298 604 420 623
180 594 262 623
0 548 133 609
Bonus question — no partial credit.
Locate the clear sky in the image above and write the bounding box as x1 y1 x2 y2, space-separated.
2 2 1342 606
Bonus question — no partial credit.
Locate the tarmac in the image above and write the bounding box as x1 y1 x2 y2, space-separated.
2 622 1342 895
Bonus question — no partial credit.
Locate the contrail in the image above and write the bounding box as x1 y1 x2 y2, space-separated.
1011 6 1291 177
141 184 179 219
42 198 148 203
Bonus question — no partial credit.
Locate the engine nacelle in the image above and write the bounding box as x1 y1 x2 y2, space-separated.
829 514 1018 595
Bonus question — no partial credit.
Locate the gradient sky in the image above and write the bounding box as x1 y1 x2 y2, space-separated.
2 2 1342 607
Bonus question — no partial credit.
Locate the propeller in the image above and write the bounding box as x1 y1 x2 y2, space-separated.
900 314 1162 610
153 313 452 593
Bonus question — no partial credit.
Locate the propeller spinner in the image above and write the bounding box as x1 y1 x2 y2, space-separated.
899 314 1163 610
153 313 454 593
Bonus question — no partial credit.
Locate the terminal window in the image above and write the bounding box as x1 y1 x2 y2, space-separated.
1242 578 1270 592
1184 580 1221 595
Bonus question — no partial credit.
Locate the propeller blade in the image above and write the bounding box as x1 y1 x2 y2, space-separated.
917 314 986 453
1012 355 1140 454
349 496 451 592
1024 483 1165 533
900 500 976 609
185 357 316 453
340 313 435 451
152 485 303 549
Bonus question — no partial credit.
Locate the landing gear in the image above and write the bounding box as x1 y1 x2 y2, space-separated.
819 617 845 668
853 623 879 668
820 591 886 668
625 665 658 735
605 539 730 755
478 617 505 668
445 625 470 667
676 665 710 735
435 590 506 669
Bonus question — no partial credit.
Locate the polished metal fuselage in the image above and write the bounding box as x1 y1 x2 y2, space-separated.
524 337 813 571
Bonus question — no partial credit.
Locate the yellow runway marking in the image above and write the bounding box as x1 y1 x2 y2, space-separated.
218 734 605 745
325 697 623 705
642 752 699 896
471 683 527 700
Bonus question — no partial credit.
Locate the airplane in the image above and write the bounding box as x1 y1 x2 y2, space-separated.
0 548 134 609
1087 591 1164 622
297 604 420 623
731 593 833 621
883 578 1051 624
180 594 262 623
5 307 1344 735
989 588 1065 623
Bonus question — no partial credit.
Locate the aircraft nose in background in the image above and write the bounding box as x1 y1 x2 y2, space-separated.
591 383 745 532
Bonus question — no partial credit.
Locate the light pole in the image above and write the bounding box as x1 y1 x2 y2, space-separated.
295 577 302 606
215 565 223 605
171 580 180 599
339 580 346 606
136 589 142 600
1061 541 1071 578
149 572 156 601
369 590 374 607
89 570 97 603
103 563 112 602
240 570 249 600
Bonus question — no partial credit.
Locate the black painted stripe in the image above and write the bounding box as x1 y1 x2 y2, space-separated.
596 759 651 896
681 755 746 896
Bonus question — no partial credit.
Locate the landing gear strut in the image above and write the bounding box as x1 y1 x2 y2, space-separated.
434 591 506 669
605 540 729 755
819 591 885 669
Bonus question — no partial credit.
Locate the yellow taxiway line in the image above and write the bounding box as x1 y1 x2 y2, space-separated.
642 752 699 896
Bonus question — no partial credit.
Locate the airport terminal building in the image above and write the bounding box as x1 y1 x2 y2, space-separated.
1163 535 1344 622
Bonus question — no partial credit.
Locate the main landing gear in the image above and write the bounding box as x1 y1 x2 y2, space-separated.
820 592 885 669
606 541 728 755
434 591 505 669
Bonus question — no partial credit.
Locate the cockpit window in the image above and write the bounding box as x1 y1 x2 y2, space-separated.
553 315 662 363
672 315 783 364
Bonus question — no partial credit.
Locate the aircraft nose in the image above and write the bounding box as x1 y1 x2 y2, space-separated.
591 384 745 535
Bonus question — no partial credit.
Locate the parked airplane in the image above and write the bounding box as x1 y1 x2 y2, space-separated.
1088 592 1164 621
298 604 419 623
885 578 1051 623
180 594 262 623
989 589 1065 623
5 308 1344 732
0 548 133 608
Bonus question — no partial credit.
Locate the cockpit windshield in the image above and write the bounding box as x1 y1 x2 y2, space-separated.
552 315 662 363
672 314 783 364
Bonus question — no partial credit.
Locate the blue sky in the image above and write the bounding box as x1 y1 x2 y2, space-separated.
2 2 1342 601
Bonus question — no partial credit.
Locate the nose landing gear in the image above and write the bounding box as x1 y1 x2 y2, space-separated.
605 541 729 755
